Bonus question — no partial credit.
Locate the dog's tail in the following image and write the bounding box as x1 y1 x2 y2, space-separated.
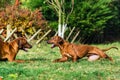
102 46 118 52
106 54 113 61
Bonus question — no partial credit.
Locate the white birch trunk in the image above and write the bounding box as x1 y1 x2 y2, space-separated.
47 0 74 39
61 24 67 38
58 24 67 38
58 24 62 37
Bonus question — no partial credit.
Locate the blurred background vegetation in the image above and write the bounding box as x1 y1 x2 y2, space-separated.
0 0 120 43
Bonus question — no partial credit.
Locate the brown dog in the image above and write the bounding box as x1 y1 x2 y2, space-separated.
47 36 118 62
0 37 32 62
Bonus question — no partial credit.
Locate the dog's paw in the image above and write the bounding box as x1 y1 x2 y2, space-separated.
15 60 25 63
52 59 59 63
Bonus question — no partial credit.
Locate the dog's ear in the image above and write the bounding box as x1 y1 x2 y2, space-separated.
58 37 64 45
17 39 22 48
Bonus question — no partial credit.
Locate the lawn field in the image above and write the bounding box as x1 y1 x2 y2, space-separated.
0 42 120 80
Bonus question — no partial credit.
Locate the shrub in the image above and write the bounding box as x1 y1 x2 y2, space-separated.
21 0 58 30
0 4 48 36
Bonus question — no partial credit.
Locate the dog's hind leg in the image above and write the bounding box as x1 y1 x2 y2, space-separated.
96 50 113 61
104 54 113 61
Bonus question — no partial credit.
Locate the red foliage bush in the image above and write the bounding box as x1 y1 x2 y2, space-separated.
0 4 48 36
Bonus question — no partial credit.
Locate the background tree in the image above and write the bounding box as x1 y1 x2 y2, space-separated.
46 0 74 38
68 0 116 43
104 0 120 42
6 0 120 43
0 0 14 8
21 0 44 10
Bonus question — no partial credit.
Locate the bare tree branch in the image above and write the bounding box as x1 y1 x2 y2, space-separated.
66 0 74 23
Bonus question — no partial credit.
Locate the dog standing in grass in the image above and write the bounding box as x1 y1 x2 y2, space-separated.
0 37 32 63
47 36 118 62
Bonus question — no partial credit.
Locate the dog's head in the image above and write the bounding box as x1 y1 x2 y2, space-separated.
17 37 32 51
47 36 64 48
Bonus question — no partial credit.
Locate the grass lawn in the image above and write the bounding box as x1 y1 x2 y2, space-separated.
0 41 120 80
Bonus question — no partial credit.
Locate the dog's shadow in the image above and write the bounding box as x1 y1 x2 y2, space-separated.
25 57 50 62
0 58 50 63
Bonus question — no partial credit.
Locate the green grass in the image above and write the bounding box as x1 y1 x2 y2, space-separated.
0 42 120 80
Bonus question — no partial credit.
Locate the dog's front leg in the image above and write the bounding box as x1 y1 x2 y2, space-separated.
8 59 25 63
14 60 25 63
53 57 68 62
72 55 77 62
7 55 25 63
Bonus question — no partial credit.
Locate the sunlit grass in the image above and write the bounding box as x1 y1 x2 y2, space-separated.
0 41 120 80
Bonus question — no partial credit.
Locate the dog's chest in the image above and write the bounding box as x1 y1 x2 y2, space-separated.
61 46 74 58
